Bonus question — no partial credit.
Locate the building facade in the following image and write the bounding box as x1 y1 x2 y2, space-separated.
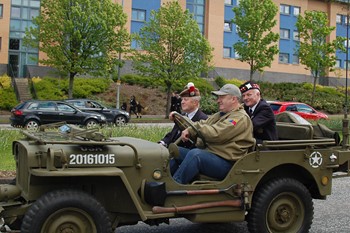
0 0 350 86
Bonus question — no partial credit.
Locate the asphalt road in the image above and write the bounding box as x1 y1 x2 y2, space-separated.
116 177 350 233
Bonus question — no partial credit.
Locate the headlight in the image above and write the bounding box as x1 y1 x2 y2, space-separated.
101 116 106 121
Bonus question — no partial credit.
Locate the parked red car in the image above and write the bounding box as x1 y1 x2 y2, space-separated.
269 101 328 120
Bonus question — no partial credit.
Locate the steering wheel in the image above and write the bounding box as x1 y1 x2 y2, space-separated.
172 112 207 147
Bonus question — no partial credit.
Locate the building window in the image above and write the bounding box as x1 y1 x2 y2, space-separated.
336 14 342 24
0 4 3 18
131 38 142 50
234 50 240 59
11 7 21 18
224 21 232 32
132 9 146 22
345 39 350 48
187 0 206 34
335 59 341 68
293 7 300 16
223 47 231 58
279 53 289 63
293 31 299 41
280 5 290 15
224 0 232 5
10 38 20 50
280 29 290 39
292 54 299 64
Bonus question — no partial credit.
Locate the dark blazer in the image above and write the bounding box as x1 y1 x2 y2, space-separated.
160 109 208 148
244 99 278 144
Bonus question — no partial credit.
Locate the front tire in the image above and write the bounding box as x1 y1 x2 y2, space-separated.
115 115 127 125
85 119 98 129
247 178 313 233
21 189 112 233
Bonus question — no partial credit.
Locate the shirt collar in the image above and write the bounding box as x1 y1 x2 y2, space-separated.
187 108 199 119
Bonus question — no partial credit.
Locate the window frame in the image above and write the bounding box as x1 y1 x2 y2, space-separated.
131 8 146 22
279 53 289 64
224 21 232 32
280 28 290 40
223 47 231 58
336 14 342 24
292 54 299 64
280 4 290 15
293 31 299 41
293 6 300 16
224 0 232 5
0 4 3 18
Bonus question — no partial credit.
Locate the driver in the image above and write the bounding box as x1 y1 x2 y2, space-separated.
171 84 255 184
159 82 208 150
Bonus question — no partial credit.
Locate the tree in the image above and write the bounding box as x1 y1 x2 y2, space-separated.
24 0 129 98
232 0 279 81
130 1 213 117
296 11 345 105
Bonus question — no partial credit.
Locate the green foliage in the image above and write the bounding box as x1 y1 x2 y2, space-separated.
214 76 226 88
24 0 130 98
232 0 279 80
200 95 218 115
0 130 22 170
0 75 17 110
33 77 111 100
129 1 213 116
0 89 17 110
296 10 346 105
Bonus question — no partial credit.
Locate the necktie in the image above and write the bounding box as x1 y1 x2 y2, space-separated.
249 108 253 116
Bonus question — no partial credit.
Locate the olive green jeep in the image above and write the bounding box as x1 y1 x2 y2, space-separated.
0 112 349 233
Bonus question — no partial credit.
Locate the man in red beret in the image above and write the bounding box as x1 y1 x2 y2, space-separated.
159 82 207 151
239 81 278 144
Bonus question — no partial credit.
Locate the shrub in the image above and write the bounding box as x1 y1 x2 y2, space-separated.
0 75 17 110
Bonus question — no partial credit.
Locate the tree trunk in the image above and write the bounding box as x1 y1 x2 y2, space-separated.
165 83 172 119
311 75 318 106
68 73 75 99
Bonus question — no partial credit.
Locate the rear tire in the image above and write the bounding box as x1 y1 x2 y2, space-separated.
247 178 313 233
24 119 40 131
85 119 98 129
21 189 112 233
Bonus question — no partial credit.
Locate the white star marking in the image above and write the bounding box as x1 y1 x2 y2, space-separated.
309 152 323 168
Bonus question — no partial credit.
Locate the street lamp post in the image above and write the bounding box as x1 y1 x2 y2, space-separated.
343 0 350 149
116 0 124 109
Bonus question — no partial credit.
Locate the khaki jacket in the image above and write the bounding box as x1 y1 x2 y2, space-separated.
188 106 254 161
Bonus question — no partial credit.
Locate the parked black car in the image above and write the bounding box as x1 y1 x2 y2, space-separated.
65 99 130 125
10 100 107 131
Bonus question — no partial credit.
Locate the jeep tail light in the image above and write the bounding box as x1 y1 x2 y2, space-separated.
13 110 23 116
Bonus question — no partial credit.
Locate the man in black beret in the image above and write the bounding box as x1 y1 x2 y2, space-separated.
239 81 278 144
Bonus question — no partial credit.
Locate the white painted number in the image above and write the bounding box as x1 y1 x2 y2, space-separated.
69 154 116 165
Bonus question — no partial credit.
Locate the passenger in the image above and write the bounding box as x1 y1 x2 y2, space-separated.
239 81 278 144
172 84 254 184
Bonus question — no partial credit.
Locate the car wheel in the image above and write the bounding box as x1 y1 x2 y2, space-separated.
115 115 127 125
24 120 40 131
21 189 112 233
85 119 98 129
247 177 313 233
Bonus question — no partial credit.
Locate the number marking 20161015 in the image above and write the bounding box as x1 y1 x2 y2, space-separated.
69 154 116 165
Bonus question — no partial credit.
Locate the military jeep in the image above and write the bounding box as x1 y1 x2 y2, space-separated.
0 112 349 233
